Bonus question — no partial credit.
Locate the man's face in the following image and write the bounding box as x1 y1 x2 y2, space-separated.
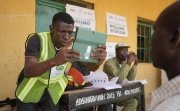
116 47 128 61
151 20 170 69
50 21 74 48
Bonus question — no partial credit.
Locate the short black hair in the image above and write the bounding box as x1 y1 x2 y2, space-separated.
52 12 74 25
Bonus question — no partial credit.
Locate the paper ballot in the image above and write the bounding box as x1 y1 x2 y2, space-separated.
83 70 121 90
73 27 107 63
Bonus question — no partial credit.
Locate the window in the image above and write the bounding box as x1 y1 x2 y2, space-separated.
36 0 94 32
137 19 153 63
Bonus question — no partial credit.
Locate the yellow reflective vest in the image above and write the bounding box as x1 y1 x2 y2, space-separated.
16 32 69 105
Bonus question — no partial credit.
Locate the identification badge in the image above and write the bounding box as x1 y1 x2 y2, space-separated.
50 65 66 78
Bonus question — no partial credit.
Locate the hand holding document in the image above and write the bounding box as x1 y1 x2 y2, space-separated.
83 70 121 90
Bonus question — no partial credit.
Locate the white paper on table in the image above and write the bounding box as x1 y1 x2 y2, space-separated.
123 79 148 85
110 77 119 84
83 70 121 90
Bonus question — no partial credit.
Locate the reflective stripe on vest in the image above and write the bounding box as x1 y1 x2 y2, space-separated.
16 32 68 104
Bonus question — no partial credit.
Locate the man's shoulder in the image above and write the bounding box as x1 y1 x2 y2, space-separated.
105 57 117 67
25 33 41 57
106 57 116 63
27 33 40 43
153 94 180 111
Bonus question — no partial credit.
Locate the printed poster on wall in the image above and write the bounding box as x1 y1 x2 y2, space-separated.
106 12 128 37
106 42 116 60
66 4 95 31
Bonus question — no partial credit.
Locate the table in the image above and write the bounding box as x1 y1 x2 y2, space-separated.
61 82 145 111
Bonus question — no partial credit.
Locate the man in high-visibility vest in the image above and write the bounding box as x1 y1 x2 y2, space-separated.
16 12 107 111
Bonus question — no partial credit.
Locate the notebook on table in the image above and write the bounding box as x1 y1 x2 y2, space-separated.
73 27 107 63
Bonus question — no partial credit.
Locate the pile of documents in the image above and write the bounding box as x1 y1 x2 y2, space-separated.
83 70 122 90
83 70 148 90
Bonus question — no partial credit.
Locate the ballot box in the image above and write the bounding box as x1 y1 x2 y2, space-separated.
61 82 145 111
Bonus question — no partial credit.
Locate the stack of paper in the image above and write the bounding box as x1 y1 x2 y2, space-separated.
83 70 121 90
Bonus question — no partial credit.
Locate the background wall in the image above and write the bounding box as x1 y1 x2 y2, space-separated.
0 0 175 100
0 0 35 100
85 0 174 99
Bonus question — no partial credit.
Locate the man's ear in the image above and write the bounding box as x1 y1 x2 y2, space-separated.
170 28 180 48
49 25 53 33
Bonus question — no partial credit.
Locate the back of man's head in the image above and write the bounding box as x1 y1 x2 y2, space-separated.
156 1 180 35
52 12 74 25
151 1 180 80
